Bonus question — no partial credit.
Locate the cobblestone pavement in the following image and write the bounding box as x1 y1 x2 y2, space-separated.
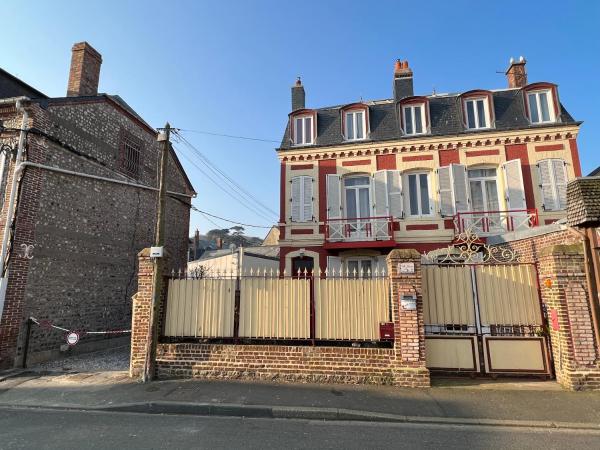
31 345 130 373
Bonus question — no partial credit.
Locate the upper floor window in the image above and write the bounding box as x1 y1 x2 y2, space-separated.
537 159 567 211
527 90 555 124
468 167 499 213
119 129 142 178
290 175 314 222
293 115 314 145
404 172 432 217
344 110 366 141
402 104 426 136
464 97 490 130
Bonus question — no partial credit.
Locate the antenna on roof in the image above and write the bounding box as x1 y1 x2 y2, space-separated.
432 86 436 96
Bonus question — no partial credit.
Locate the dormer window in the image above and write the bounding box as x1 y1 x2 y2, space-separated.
344 110 366 141
527 90 554 124
402 104 426 135
293 114 314 145
464 97 490 130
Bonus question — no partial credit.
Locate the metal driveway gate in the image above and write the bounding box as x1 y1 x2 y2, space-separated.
421 231 551 376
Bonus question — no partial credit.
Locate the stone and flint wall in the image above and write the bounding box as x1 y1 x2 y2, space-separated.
130 248 431 387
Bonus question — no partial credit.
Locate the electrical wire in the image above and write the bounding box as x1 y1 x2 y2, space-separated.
190 205 273 229
176 128 280 144
173 130 279 219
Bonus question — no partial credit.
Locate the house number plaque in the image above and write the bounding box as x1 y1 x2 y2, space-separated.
398 262 415 274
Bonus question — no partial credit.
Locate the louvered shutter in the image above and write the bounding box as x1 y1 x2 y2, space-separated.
438 166 454 216
376 255 388 276
387 170 403 219
537 160 556 210
290 177 301 222
553 159 568 210
451 164 470 213
302 176 313 221
502 159 526 210
372 171 389 216
327 256 342 277
326 174 342 219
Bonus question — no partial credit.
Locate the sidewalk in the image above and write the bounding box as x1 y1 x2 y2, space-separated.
1 366 600 428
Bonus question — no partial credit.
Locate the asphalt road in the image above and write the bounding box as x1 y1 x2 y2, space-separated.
1 408 600 450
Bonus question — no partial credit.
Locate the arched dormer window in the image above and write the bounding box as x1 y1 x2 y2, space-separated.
289 109 317 146
460 90 495 131
340 103 369 141
398 96 430 136
523 82 560 125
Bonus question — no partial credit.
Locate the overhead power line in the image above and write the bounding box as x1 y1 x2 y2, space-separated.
190 205 273 229
177 128 280 144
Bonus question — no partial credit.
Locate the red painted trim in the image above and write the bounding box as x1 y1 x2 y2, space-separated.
406 224 439 231
544 218 558 225
402 154 433 162
439 149 460 166
323 240 396 250
505 144 535 210
444 219 454 229
460 90 495 127
290 164 314 170
318 159 337 226
290 229 313 235
376 154 396 170
569 139 582 177
535 144 564 152
342 159 371 167
279 162 286 240
523 82 560 119
465 149 499 158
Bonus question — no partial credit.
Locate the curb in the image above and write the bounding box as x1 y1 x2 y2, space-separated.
1 401 599 431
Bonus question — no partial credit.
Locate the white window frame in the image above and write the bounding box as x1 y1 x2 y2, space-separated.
344 110 367 141
402 104 427 136
467 167 500 212
292 115 314 146
344 257 374 278
464 97 491 130
343 174 372 219
290 175 313 222
404 171 433 218
537 159 567 211
527 89 556 124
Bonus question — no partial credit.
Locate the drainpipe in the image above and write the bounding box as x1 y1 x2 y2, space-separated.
567 226 600 356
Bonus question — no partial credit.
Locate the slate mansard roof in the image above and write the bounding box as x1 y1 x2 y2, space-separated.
567 177 600 227
278 88 579 151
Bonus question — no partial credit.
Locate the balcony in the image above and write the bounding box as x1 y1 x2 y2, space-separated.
324 216 395 248
454 209 539 236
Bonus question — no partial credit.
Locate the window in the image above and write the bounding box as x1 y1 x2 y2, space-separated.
344 176 371 219
402 104 426 135
293 115 313 145
345 257 373 278
468 168 499 212
527 90 555 124
290 176 313 222
538 159 567 211
404 172 431 217
344 110 366 141
464 97 490 130
119 130 142 178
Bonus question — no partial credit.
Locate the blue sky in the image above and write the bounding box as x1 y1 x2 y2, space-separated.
2 0 599 238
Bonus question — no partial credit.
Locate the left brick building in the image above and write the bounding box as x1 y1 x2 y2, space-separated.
0 42 195 368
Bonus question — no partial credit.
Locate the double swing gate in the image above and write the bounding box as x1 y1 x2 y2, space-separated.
422 263 551 376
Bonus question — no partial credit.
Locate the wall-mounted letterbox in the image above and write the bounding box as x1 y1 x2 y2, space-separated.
400 294 417 311
379 322 394 341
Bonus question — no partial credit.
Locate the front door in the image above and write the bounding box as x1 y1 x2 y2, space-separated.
344 176 371 239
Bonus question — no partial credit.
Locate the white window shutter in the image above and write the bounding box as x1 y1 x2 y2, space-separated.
451 164 470 213
502 159 526 210
290 177 301 222
537 160 556 211
326 174 342 219
438 166 454 216
553 159 568 210
387 170 403 219
327 256 342 276
302 176 313 221
372 171 389 216
376 255 388 276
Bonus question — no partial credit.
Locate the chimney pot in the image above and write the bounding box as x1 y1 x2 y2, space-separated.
393 58 414 101
505 56 527 89
67 42 102 97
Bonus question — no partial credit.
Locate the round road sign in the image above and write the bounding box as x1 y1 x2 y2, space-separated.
66 332 79 346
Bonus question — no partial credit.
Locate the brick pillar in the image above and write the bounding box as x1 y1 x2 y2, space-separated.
538 243 600 390
387 249 430 387
129 248 169 378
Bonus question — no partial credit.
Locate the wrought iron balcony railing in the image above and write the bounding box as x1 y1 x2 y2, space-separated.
324 216 393 243
453 209 539 236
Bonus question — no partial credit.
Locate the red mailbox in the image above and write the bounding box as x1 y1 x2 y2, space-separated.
379 322 394 341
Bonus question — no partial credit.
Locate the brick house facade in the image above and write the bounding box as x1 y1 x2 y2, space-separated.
0 42 195 368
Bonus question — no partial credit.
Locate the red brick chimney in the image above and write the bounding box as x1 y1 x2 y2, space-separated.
67 42 102 97
506 56 527 88
393 59 414 101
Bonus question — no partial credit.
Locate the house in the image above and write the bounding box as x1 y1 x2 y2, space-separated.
276 57 582 275
262 225 280 246
187 245 279 277
0 42 195 368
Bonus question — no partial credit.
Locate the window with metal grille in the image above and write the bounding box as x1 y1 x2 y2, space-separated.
118 130 142 178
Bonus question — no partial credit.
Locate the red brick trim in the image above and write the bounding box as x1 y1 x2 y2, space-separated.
402 154 433 162
505 144 535 210
279 162 286 240
290 229 313 235
569 139 582 177
318 159 337 225
290 164 314 170
342 159 371 167
406 224 439 231
444 219 454 229
465 149 499 158
535 144 564 152
439 149 460 166
376 154 396 170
